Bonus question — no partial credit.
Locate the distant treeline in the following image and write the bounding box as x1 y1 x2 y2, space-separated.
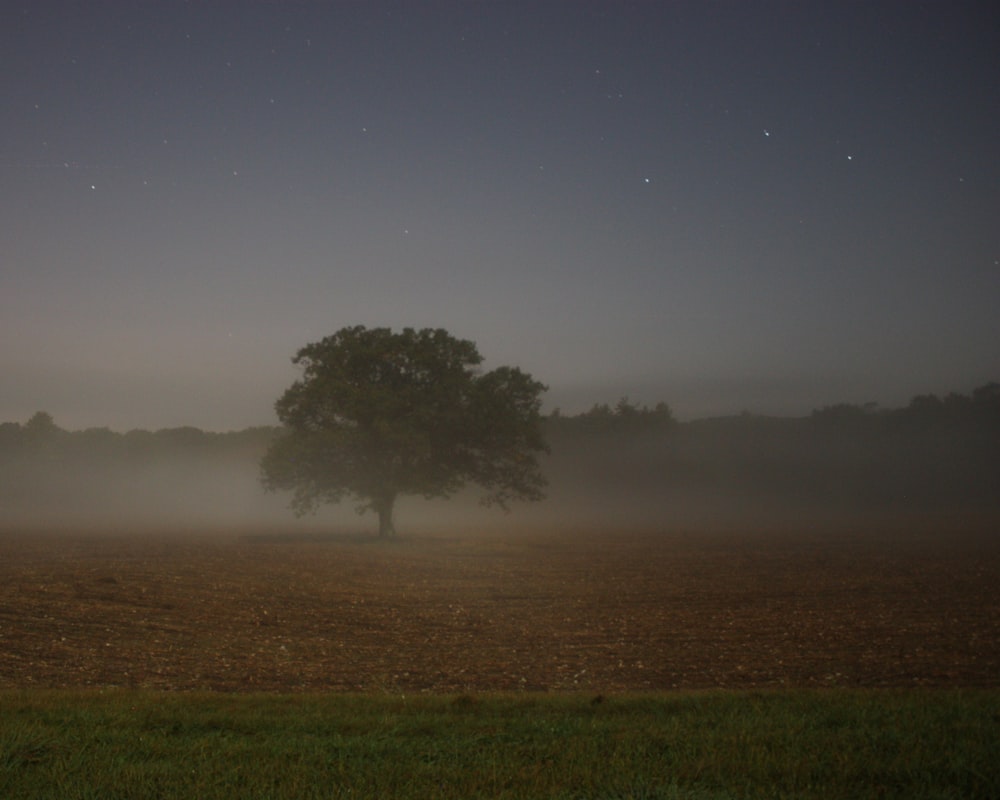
0 415 284 524
544 384 1000 519
4 384 996 457
1 383 998 524
0 413 278 462
0 400 675 461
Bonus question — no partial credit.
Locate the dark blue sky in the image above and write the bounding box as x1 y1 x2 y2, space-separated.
3 1 997 429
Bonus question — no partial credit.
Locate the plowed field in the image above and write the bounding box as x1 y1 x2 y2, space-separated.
2 525 998 692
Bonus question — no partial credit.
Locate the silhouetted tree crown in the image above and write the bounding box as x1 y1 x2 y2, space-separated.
23 411 61 440
259 326 549 537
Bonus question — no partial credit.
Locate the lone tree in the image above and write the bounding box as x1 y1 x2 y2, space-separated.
260 326 548 537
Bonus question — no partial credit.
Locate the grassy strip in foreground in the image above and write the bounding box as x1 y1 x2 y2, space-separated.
1 689 997 799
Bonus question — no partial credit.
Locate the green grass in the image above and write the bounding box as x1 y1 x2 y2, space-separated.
1 689 997 799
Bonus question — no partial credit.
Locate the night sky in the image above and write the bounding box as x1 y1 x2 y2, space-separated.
3 1 998 431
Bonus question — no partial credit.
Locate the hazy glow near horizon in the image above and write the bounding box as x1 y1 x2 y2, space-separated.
2 2 997 431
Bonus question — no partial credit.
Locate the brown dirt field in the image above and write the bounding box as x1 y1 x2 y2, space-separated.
1 525 998 693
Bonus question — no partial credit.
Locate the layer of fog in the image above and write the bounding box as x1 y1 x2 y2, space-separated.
0 450 849 537
3 408 997 538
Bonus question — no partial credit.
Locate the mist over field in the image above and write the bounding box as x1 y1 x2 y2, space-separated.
4 0 997 552
2 385 998 537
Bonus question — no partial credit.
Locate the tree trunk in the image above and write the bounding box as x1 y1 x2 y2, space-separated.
376 495 396 538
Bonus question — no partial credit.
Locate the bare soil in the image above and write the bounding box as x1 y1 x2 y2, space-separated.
1 524 998 692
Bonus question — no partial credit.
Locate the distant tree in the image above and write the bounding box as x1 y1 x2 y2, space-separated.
23 411 61 440
260 326 549 537
19 412 65 460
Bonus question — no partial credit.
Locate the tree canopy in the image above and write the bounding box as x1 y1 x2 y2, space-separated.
259 326 549 536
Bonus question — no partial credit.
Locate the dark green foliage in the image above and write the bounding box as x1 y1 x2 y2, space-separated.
259 327 548 536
